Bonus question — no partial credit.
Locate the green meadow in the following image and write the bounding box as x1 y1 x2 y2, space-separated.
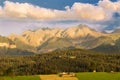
0 75 40 80
76 72 120 80
1 72 120 80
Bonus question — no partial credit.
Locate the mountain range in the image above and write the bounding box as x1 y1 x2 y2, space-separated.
1 24 120 55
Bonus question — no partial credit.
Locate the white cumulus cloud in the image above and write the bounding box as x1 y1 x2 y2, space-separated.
0 1 110 21
71 2 106 21
3 1 57 19
99 0 120 13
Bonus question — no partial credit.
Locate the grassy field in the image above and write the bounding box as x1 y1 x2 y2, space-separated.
76 72 120 80
0 75 40 80
40 74 78 80
1 72 120 80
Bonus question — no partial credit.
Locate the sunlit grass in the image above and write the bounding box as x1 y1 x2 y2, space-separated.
0 75 40 80
76 72 120 80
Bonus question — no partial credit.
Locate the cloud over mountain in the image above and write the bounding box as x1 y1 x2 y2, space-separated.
0 0 120 36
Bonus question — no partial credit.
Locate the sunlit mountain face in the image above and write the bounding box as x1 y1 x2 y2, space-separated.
0 0 120 36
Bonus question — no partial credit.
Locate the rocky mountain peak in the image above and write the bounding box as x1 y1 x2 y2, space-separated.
62 24 102 38
7 24 105 52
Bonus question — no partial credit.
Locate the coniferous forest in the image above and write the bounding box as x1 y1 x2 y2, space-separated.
0 49 120 76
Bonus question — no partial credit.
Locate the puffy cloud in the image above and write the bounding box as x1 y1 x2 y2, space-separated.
0 1 107 21
3 1 56 19
0 0 120 21
99 0 120 12
71 2 106 21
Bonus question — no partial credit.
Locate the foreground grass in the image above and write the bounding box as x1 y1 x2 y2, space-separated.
40 74 78 80
0 75 40 80
1 72 120 80
76 72 120 80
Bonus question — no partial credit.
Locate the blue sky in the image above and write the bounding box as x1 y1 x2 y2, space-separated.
0 0 120 36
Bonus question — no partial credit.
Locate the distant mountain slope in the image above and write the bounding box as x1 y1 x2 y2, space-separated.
8 24 104 52
92 38 120 54
62 24 102 38
0 35 14 44
4 24 120 54
80 36 115 49
37 37 74 53
0 47 34 55
0 35 34 55
0 35 16 48
112 29 120 33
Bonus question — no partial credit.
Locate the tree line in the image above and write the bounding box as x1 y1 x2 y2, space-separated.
0 49 120 76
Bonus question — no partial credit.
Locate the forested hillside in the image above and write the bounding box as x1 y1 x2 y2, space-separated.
92 38 120 54
0 47 34 55
0 49 119 76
